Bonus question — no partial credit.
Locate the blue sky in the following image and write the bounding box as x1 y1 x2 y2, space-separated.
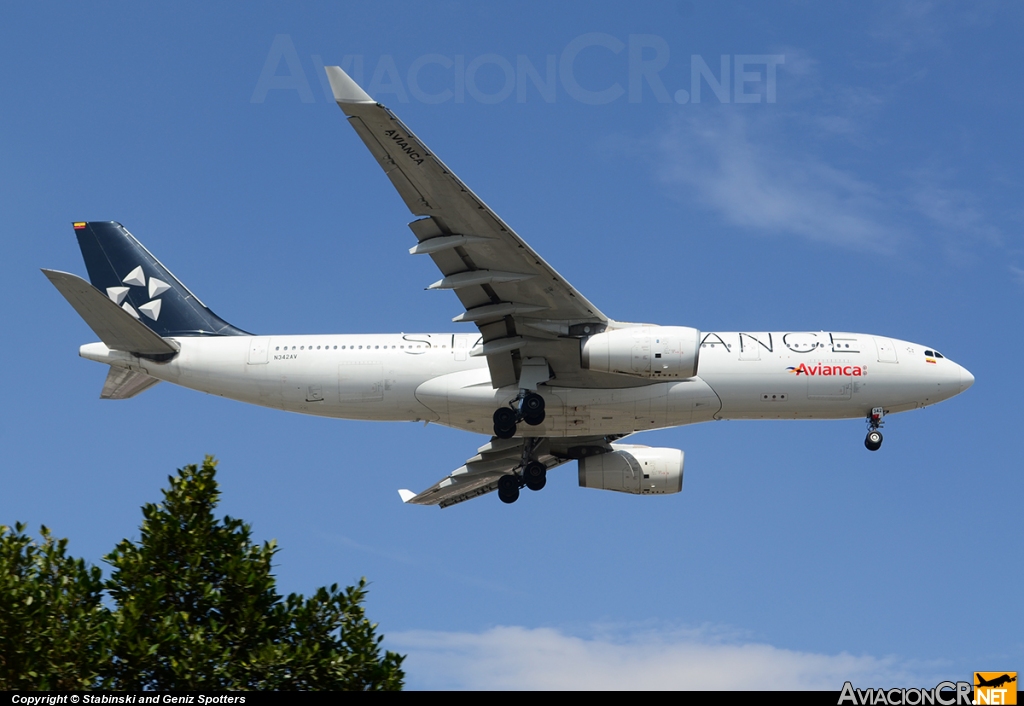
2 1 1020 690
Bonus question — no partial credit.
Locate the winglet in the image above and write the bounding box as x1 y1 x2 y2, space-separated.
325 66 374 104
397 489 416 503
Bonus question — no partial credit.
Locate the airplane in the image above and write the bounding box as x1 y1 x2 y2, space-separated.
975 674 1016 689
42 66 975 508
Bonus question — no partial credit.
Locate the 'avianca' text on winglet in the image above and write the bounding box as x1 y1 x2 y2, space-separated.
43 66 974 509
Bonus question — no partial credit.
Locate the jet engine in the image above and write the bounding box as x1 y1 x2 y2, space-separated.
577 445 684 495
581 326 700 379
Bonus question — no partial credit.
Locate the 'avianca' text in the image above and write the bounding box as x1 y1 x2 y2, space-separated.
787 363 866 376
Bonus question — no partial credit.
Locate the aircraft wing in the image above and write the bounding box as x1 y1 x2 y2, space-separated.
397 435 616 508
326 67 610 389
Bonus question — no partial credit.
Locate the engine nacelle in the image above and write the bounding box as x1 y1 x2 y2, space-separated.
578 445 684 495
581 326 700 379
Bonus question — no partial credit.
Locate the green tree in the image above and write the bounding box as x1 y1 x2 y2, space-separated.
0 523 108 689
0 457 404 690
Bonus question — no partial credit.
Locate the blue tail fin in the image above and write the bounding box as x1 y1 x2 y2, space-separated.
74 221 250 337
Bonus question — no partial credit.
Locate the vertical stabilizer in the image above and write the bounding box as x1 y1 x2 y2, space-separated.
73 221 249 337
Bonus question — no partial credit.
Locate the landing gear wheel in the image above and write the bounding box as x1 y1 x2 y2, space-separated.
522 393 545 414
493 408 518 439
521 393 546 426
524 461 547 491
865 430 883 451
497 474 521 504
522 410 545 426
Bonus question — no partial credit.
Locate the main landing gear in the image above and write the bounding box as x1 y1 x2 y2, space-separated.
497 461 548 504
497 439 548 504
864 407 885 451
497 473 521 504
492 391 546 439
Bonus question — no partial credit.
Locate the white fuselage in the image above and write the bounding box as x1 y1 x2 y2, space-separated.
80 330 972 437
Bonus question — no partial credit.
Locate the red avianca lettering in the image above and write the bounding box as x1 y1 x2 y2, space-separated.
789 363 864 377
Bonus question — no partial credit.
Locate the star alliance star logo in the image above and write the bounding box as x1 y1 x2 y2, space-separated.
105 265 170 321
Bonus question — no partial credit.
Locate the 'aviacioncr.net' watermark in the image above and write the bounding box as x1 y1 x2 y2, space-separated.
838 673 1017 706
251 33 784 106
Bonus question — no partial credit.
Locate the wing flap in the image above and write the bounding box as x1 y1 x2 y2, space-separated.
398 436 588 509
400 466 505 508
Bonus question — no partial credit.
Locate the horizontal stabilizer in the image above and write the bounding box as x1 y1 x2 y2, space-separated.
42 269 179 357
101 367 161 399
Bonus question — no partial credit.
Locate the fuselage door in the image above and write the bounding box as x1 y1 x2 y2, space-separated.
874 337 899 363
739 333 761 361
454 335 471 362
247 337 270 365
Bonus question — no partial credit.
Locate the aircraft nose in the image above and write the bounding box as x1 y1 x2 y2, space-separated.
960 366 975 393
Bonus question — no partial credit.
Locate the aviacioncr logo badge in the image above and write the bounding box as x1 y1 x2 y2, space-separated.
974 673 1017 705
105 265 171 321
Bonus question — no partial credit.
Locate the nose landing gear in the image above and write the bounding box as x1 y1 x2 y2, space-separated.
864 407 885 451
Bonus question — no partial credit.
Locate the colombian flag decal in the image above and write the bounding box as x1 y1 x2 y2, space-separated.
73 222 86 230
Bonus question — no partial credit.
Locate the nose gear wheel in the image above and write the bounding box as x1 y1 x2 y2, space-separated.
864 408 885 451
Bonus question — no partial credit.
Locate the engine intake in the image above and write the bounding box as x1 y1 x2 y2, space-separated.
581 326 700 379
578 445 684 495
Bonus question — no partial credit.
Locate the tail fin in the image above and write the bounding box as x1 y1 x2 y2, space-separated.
73 221 249 337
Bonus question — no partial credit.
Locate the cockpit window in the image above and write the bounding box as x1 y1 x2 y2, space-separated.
925 350 934 357
934 351 944 358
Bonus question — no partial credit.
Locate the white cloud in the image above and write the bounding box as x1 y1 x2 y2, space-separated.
655 111 905 252
868 0 1000 56
638 45 1002 260
906 173 1002 248
1009 265 1024 286
392 625 936 690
